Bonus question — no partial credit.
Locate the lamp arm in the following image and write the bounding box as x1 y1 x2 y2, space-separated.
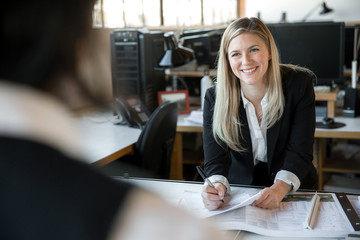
301 3 321 22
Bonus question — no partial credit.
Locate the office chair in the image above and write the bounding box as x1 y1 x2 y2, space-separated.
101 101 178 179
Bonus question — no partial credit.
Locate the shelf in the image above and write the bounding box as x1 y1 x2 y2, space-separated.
343 69 360 77
166 69 217 78
323 173 360 195
168 69 358 79
321 158 360 174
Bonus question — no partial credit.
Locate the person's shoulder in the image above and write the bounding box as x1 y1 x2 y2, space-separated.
208 84 216 94
205 84 216 99
280 64 316 85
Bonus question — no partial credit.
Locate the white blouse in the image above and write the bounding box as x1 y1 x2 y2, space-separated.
241 90 268 166
208 91 300 194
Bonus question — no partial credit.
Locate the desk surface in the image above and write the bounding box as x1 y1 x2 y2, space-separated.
122 178 359 240
177 113 203 132
77 113 141 166
175 113 360 189
78 111 360 181
315 117 360 139
177 113 360 138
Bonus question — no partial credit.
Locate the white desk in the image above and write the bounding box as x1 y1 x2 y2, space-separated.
122 178 359 240
315 117 360 138
76 111 360 190
77 113 141 166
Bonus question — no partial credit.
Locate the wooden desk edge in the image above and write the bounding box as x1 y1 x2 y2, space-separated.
176 125 203 132
314 90 338 101
92 144 135 167
315 131 360 139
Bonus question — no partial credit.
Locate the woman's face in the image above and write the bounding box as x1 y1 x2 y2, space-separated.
227 33 270 88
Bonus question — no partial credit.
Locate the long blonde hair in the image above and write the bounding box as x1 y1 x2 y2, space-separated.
213 17 284 152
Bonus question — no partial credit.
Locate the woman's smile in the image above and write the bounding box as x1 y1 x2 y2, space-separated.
228 33 270 87
241 67 258 74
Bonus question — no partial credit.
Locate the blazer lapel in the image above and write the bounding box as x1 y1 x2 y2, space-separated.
239 99 254 166
267 70 286 168
267 120 281 168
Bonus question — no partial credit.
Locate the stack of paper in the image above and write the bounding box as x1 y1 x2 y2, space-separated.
180 190 356 238
185 110 203 125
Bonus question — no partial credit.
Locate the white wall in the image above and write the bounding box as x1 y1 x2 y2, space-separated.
245 0 360 23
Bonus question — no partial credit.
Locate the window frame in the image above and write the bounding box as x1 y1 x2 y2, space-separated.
93 0 243 29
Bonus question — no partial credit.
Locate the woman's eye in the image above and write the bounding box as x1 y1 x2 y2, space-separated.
231 52 240 57
250 48 259 53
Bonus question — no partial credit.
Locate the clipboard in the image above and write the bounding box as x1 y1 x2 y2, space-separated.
335 192 360 231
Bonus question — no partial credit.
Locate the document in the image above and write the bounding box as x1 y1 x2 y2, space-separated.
180 190 356 238
184 110 203 124
181 188 261 218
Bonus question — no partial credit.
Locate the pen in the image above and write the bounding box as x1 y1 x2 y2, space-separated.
303 193 320 230
196 166 224 203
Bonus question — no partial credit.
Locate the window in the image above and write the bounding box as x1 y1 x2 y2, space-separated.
93 0 161 28
203 0 238 25
93 0 238 28
163 0 202 26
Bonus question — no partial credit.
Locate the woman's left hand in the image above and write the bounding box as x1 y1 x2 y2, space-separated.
252 180 292 209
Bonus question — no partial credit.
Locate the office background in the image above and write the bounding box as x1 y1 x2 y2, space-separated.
245 0 360 23
84 0 360 102
81 0 360 193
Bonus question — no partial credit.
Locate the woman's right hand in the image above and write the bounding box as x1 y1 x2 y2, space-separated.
201 182 227 210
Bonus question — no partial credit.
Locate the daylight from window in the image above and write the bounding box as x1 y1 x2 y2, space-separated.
93 0 237 28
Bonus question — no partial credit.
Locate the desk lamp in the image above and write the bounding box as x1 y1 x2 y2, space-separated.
301 1 333 22
158 32 194 91
158 32 194 68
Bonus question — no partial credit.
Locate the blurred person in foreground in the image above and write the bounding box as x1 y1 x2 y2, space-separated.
0 1 230 239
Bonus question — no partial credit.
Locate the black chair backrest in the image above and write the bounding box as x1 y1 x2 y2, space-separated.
135 101 178 179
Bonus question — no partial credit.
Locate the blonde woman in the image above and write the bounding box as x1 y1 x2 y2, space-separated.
201 17 317 210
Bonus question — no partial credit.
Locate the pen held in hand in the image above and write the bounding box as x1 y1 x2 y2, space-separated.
196 166 224 203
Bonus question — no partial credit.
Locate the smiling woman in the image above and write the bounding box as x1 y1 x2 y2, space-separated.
201 17 318 211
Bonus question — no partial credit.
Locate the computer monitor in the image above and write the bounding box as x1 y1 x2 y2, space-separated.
180 28 225 69
266 22 345 86
181 31 223 69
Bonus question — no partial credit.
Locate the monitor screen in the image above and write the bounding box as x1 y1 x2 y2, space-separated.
266 22 345 86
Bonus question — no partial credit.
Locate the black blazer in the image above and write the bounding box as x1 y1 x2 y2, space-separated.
203 66 317 189
0 137 134 240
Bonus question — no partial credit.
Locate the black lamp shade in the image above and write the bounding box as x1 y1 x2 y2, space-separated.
302 1 334 22
158 32 194 68
320 2 333 14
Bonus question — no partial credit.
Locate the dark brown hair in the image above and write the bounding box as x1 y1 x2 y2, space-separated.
0 0 96 92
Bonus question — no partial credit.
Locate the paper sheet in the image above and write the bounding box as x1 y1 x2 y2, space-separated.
184 110 203 124
181 190 356 238
182 189 262 218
